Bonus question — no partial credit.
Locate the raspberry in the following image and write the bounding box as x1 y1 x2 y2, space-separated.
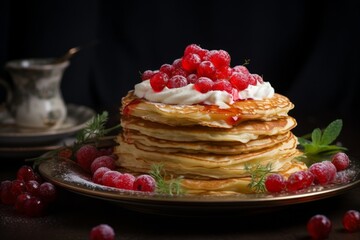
229 72 250 91
286 170 314 192
250 73 263 84
215 66 233 79
166 75 188 89
141 70 156 81
194 77 214 93
342 210 360 232
38 182 57 203
197 61 216 79
184 44 208 59
172 58 183 68
90 156 116 174
102 171 122 188
182 53 201 72
309 162 335 185
204 49 231 68
76 144 100 172
133 175 156 192
307 214 332 239
150 72 169 92
186 73 198 84
331 152 350 171
265 174 286 193
171 67 187 77
93 167 111 184
159 63 175 76
90 224 115 240
233 65 250 75
16 165 36 182
212 79 233 94
115 173 136 190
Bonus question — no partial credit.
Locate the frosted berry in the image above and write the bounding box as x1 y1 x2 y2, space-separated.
141 70 156 81
212 79 232 93
16 165 36 182
182 53 201 72
233 65 250 75
194 77 214 93
76 144 100 172
171 67 187 77
229 72 250 91
150 72 169 92
265 174 286 193
115 173 136 190
23 195 45 217
250 73 263 84
159 64 175 76
197 61 216 79
307 214 332 239
167 75 188 89
309 162 334 185
90 224 115 240
90 156 116 174
133 174 156 192
215 66 232 79
39 182 57 203
172 58 183 68
286 171 314 192
342 210 360 232
331 152 350 171
204 49 231 68
184 44 208 59
102 171 122 188
187 73 198 84
322 161 337 183
93 167 111 184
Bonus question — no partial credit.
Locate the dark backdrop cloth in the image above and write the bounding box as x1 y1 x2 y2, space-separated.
1 0 359 128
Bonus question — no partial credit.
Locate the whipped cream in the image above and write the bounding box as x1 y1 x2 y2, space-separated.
134 80 274 109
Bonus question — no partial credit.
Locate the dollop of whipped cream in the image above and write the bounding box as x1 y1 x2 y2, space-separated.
134 80 274 109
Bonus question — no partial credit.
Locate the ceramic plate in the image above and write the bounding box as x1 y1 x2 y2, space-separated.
0 104 95 146
38 155 360 216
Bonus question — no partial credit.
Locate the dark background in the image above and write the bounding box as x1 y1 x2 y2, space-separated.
1 0 359 143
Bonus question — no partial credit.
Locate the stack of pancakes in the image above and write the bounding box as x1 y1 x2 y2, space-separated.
114 91 306 195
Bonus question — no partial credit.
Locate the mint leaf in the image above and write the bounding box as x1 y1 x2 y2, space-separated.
311 128 322 145
320 119 343 145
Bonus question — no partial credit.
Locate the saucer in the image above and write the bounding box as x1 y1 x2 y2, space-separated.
0 104 96 147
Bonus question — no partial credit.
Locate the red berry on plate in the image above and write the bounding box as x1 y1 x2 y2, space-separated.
197 61 216 79
115 173 136 190
150 72 169 92
229 72 250 91
166 75 188 89
102 171 122 188
93 167 111 184
133 174 156 192
141 70 156 81
39 182 57 203
90 156 116 174
182 53 201 72
331 152 350 171
76 144 100 172
342 210 360 232
90 224 115 240
194 77 214 93
307 214 332 239
16 165 36 182
204 49 231 69
23 195 45 217
265 174 286 193
187 73 198 84
286 170 314 192
212 79 232 94
309 162 335 185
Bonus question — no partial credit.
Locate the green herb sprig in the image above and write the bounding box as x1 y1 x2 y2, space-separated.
245 163 272 193
297 119 347 159
149 164 184 195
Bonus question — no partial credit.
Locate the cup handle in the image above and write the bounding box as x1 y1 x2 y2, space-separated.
0 78 13 105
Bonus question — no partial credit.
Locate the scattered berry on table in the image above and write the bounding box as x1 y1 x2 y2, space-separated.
342 210 360 232
90 224 115 240
39 182 57 203
16 165 37 182
307 214 332 239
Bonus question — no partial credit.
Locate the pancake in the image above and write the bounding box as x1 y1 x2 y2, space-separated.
121 91 294 128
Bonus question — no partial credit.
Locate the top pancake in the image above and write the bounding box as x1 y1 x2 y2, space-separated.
121 91 294 128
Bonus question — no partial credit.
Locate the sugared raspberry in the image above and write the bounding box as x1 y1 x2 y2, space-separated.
229 72 250 91
75 144 100 172
212 79 232 93
90 224 115 240
133 175 156 192
197 61 216 79
90 156 116 174
182 53 201 72
102 171 122 188
141 70 156 81
115 173 136 190
184 44 208 59
307 214 332 239
265 174 286 193
150 72 169 92
172 58 183 68
166 75 188 89
16 165 37 182
204 49 231 69
39 182 57 203
286 170 314 192
250 73 263 84
331 152 350 171
342 210 360 232
93 167 111 184
171 67 187 77
309 162 335 185
215 66 233 79
159 64 175 76
186 73 198 84
233 65 250 75
194 77 214 93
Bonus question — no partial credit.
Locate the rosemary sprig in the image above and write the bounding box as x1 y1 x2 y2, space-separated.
26 111 121 168
245 163 272 193
149 164 184 195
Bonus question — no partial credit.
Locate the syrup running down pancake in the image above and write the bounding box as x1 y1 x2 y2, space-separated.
114 44 306 195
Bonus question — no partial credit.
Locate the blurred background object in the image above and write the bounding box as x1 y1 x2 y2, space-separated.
0 1 359 136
